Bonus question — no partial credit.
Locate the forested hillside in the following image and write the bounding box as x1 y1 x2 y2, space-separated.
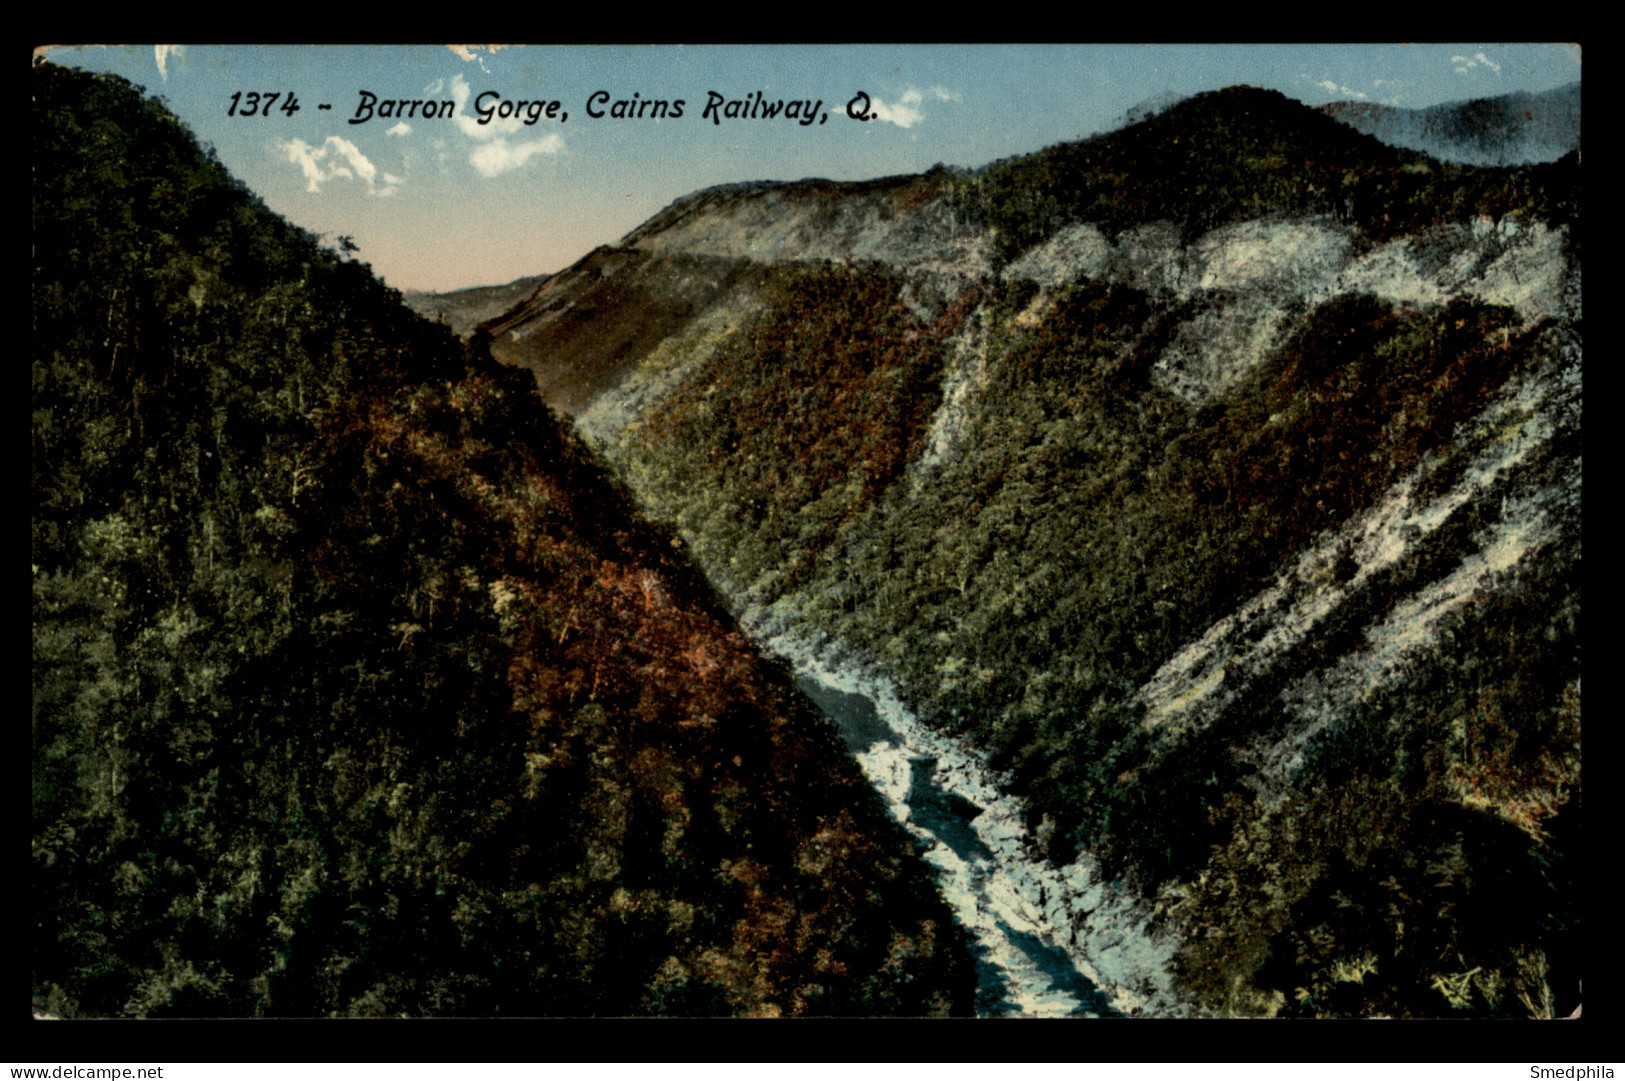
31 63 973 1018
504 87 1582 1018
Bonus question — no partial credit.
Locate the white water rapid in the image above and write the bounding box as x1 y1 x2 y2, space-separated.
751 621 1192 1018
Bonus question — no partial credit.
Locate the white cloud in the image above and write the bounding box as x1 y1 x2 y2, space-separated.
1314 78 1367 100
446 44 516 76
154 45 184 81
868 88 926 128
1452 51 1502 77
468 134 564 178
450 75 484 137
446 74 565 176
388 122 412 137
930 85 961 102
447 44 516 63
281 136 403 197
449 74 524 138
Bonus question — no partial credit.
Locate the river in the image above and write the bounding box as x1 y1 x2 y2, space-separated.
755 622 1190 1018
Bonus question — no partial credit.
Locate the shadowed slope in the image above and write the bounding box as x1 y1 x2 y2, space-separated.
31 62 974 1019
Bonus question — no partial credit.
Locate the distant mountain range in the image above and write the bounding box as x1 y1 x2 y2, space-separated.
402 273 550 339
1321 81 1581 168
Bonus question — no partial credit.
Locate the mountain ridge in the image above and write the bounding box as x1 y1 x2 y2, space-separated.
480 86 1578 419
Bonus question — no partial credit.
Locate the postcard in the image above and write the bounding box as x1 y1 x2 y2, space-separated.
32 44 1581 1027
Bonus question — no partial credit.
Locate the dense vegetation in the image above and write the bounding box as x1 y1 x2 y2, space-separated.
31 63 974 1018
588 87 1582 1017
625 264 973 602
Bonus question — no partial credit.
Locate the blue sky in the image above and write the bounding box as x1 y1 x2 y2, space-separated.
41 44 1581 294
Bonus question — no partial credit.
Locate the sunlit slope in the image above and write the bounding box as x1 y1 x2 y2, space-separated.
31 63 974 1019
536 87 1581 1017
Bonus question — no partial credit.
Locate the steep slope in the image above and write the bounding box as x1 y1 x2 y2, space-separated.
503 87 1582 1017
31 63 973 1019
